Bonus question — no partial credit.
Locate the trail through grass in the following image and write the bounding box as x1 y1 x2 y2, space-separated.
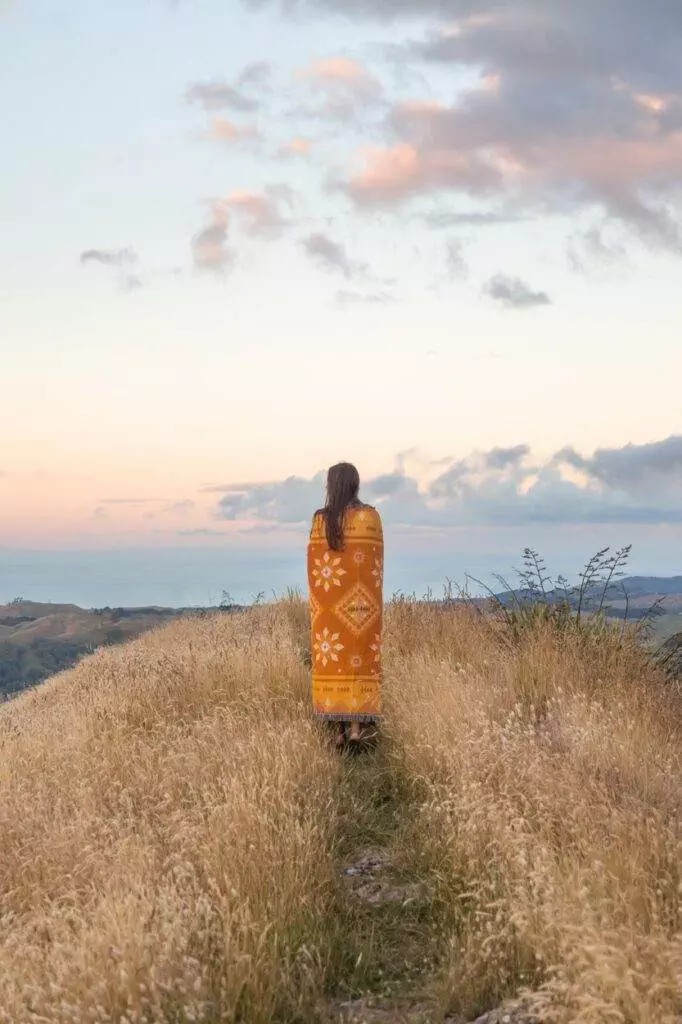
0 600 680 1024
323 747 445 1022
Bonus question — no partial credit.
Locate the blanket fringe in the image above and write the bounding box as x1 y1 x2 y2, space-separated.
313 711 382 723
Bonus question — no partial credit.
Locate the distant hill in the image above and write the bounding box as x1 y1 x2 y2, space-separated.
0 600 243 698
486 575 682 616
618 575 682 596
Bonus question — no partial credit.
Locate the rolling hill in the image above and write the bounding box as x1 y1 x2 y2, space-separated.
0 600 243 697
0 600 679 1023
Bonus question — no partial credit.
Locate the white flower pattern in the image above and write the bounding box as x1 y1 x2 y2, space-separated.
371 557 383 588
313 551 347 592
314 627 344 667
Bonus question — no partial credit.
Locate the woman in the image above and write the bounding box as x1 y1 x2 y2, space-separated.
307 462 384 745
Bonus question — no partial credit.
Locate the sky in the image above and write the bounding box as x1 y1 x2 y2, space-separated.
1 0 682 584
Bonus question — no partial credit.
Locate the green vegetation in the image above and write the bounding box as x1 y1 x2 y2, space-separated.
462 546 670 648
0 639 93 698
0 601 245 698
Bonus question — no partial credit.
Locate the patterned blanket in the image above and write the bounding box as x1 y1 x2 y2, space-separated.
307 505 384 721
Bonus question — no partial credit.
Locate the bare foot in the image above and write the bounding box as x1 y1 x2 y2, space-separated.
334 723 346 748
348 722 362 742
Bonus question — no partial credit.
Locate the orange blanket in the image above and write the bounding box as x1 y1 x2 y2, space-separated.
307 506 384 721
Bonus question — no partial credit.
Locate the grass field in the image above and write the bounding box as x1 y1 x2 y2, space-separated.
0 600 680 1023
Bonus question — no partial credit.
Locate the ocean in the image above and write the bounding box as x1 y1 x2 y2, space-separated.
0 547 510 609
1 531 678 609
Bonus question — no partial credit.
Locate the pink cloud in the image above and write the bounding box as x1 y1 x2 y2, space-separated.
205 117 259 143
398 100 446 114
297 56 382 112
301 56 374 86
348 143 421 202
242 0 682 247
545 133 682 189
192 201 232 273
348 141 502 204
279 136 312 158
226 188 293 236
344 91 682 240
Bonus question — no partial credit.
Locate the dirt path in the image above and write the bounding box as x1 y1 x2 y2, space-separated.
319 745 539 1024
321 745 438 1024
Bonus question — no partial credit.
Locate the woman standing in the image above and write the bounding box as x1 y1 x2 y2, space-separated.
307 463 384 745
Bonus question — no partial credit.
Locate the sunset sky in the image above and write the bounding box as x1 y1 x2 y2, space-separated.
2 0 681 576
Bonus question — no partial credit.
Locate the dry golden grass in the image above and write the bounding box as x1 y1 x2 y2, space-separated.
1 596 680 1023
0 603 342 1024
384 602 682 1023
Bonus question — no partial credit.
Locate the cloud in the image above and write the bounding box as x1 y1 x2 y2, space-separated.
217 473 326 523
422 208 524 229
244 1 682 246
279 136 312 158
162 500 196 515
186 80 260 113
187 63 271 155
485 445 531 470
364 472 415 499
566 223 630 274
80 248 137 267
96 497 196 519
177 528 231 537
99 498 158 505
121 274 144 293
226 186 293 237
445 238 467 279
295 56 383 120
246 0 455 11
80 248 148 293
347 138 504 206
302 232 366 278
483 274 551 309
556 435 682 493
205 117 259 143
201 480 273 493
192 201 233 272
335 289 395 305
212 435 682 528
299 57 380 98
237 61 272 90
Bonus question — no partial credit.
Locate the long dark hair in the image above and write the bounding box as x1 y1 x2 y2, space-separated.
319 462 360 551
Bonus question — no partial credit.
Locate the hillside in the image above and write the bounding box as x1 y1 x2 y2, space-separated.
2 574 682 699
476 574 682 647
0 600 243 698
487 576 682 617
618 575 682 596
0 601 680 1023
